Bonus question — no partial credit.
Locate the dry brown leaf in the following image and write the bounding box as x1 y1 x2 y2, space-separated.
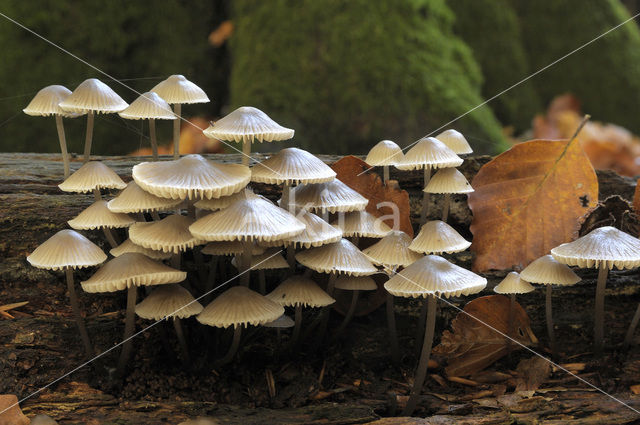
468 138 598 272
514 357 551 392
630 384 640 395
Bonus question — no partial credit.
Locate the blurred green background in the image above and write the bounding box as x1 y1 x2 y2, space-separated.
1 0 640 155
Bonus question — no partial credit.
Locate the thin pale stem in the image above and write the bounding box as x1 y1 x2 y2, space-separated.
507 293 516 353
117 285 138 376
386 292 400 364
286 244 296 270
383 165 389 184
335 290 359 336
241 240 252 286
420 168 431 225
290 304 303 348
281 181 291 209
546 285 557 357
83 111 94 163
216 326 242 366
624 302 640 349
149 118 158 161
173 317 190 365
441 193 451 222
55 115 70 178
594 264 609 357
173 104 181 160
102 228 118 249
65 269 93 359
242 136 251 166
403 295 437 416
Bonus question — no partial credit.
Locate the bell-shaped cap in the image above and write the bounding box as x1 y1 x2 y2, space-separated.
203 106 294 143
132 154 250 200
423 168 474 194
262 209 342 249
118 92 176 120
266 276 335 308
190 192 305 242
135 284 203 320
68 200 135 230
110 238 172 261
27 229 106 270
23 85 82 118
551 226 640 270
409 220 471 254
493 271 535 294
251 148 336 185
365 140 404 166
129 215 205 254
397 137 462 171
59 78 128 113
295 238 378 276
202 240 265 257
334 276 377 291
385 255 486 298
264 314 295 328
435 129 473 155
58 161 126 193
81 252 186 293
331 211 391 238
107 182 182 213
197 286 284 328
286 180 368 213
231 250 289 270
194 190 247 212
150 74 209 104
520 255 581 286
363 230 422 269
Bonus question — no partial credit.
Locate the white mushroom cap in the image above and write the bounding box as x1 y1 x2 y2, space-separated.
203 106 294 143
362 230 423 269
135 284 203 320
110 238 172 261
251 147 336 185
58 161 126 193
27 229 106 270
435 129 473 155
264 314 295 328
409 220 471 254
68 200 135 230
197 286 284 328
551 226 640 270
365 140 404 166
58 78 128 113
286 179 368 213
23 85 83 118
331 211 391 238
384 255 486 298
397 137 463 171
129 215 205 254
262 209 342 249
493 271 535 294
118 91 176 120
150 74 209 105
295 238 378 276
520 255 581 286
107 182 182 213
423 168 474 194
266 276 335 308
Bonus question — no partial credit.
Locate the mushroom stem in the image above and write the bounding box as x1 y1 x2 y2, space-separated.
173 317 190 365
102 228 118 249
403 295 437 416
383 165 389 185
545 285 557 357
507 293 516 353
351 236 360 247
441 193 451 222
415 298 428 353
65 269 93 359
187 202 196 219
93 188 102 202
151 211 161 221
149 118 158 161
312 273 338 349
335 290 359 336
286 244 296 270
594 264 609 357
624 302 640 349
290 304 303 348
281 181 291 211
216 326 242 366
55 115 70 178
420 168 432 225
258 269 267 294
386 291 400 364
83 111 94 163
116 285 138 377
241 240 252 286
241 135 251 166
173 104 181 160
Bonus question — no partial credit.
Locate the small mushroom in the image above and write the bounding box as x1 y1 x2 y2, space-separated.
285 179 368 216
231 249 289 294
333 276 377 336
434 129 473 155
331 210 391 246
365 140 404 184
423 168 474 222
107 182 182 216
493 272 535 351
110 238 172 261
67 200 135 248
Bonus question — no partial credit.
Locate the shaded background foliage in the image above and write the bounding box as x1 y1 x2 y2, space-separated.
1 0 640 155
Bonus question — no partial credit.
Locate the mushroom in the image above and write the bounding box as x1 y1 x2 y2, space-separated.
67 200 135 248
331 210 391 246
195 190 251 212
129 215 205 254
151 75 210 159
23 85 83 178
231 249 289 294
493 272 536 352
264 314 295 349
409 220 471 255
385 255 486 415
520 255 580 357
110 238 172 261
434 129 473 155
333 276 377 336
285 179 369 217
118 92 177 161
551 226 640 356
423 168 474 222
397 137 462 225
266 275 335 347
135 284 203 364
196 286 284 365
363 230 422 362
81 252 186 375
27 229 107 358
203 106 294 166
107 181 182 220
58 78 128 163
365 140 404 184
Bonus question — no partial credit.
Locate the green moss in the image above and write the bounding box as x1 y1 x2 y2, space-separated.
514 0 640 133
229 0 507 155
448 0 542 131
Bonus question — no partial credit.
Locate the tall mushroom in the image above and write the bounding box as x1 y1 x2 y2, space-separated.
385 255 486 415
493 272 535 352
151 75 210 159
23 85 83 178
67 200 135 248
520 255 580 357
118 92 177 161
27 229 107 358
58 78 128 163
365 140 404 185
203 106 294 166
423 168 474 222
551 226 640 356
333 276 378 336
